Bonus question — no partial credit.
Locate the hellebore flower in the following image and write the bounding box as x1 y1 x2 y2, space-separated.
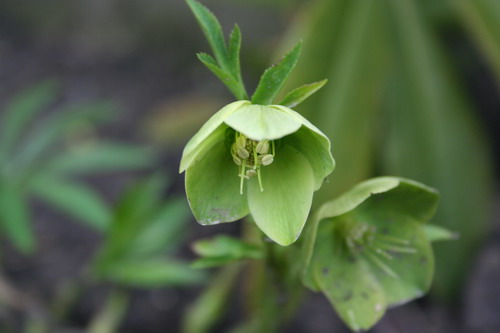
180 100 335 245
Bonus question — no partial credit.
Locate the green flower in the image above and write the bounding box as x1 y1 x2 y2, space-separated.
180 100 335 245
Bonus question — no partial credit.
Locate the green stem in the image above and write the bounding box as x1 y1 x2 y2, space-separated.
87 289 129 333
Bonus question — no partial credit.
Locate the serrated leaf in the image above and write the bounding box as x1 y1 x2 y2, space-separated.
0 180 34 253
40 143 155 176
187 0 228 69
197 53 247 99
251 42 302 105
278 79 327 108
228 24 243 78
29 176 111 231
103 259 206 287
0 79 58 161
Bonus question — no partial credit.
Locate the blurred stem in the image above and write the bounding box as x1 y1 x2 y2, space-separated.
182 264 241 333
0 272 50 333
241 219 305 329
87 289 129 333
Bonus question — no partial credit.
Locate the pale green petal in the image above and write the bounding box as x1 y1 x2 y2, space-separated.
224 104 301 141
185 137 249 225
180 100 249 172
273 105 335 190
247 145 314 246
312 221 386 331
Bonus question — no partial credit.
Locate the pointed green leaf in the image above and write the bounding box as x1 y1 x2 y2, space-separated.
197 53 247 100
0 80 58 161
186 138 249 225
251 42 302 105
423 224 458 243
278 79 327 108
224 104 301 141
126 198 191 257
0 180 34 253
180 100 249 172
40 143 154 176
187 0 228 69
191 235 263 268
228 25 243 78
29 176 111 231
97 174 167 266
11 101 116 172
103 259 206 287
247 145 314 246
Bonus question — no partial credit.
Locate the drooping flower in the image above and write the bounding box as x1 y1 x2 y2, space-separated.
180 100 334 245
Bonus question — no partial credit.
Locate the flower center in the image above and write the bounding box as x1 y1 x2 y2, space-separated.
231 132 275 194
340 221 417 278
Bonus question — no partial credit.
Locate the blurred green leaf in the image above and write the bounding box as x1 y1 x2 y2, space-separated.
251 42 302 105
286 0 388 203
11 101 117 172
0 180 34 253
97 174 167 265
191 235 263 268
40 143 154 176
182 265 240 333
125 198 191 257
278 79 327 108
384 0 494 299
0 79 58 162
29 176 111 231
455 0 500 84
103 259 205 287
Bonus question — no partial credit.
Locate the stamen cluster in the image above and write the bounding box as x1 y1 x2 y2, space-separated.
342 222 416 279
231 132 275 194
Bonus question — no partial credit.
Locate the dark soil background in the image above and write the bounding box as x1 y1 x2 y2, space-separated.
0 1 499 332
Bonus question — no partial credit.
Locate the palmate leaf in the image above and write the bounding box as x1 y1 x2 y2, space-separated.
251 42 302 105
